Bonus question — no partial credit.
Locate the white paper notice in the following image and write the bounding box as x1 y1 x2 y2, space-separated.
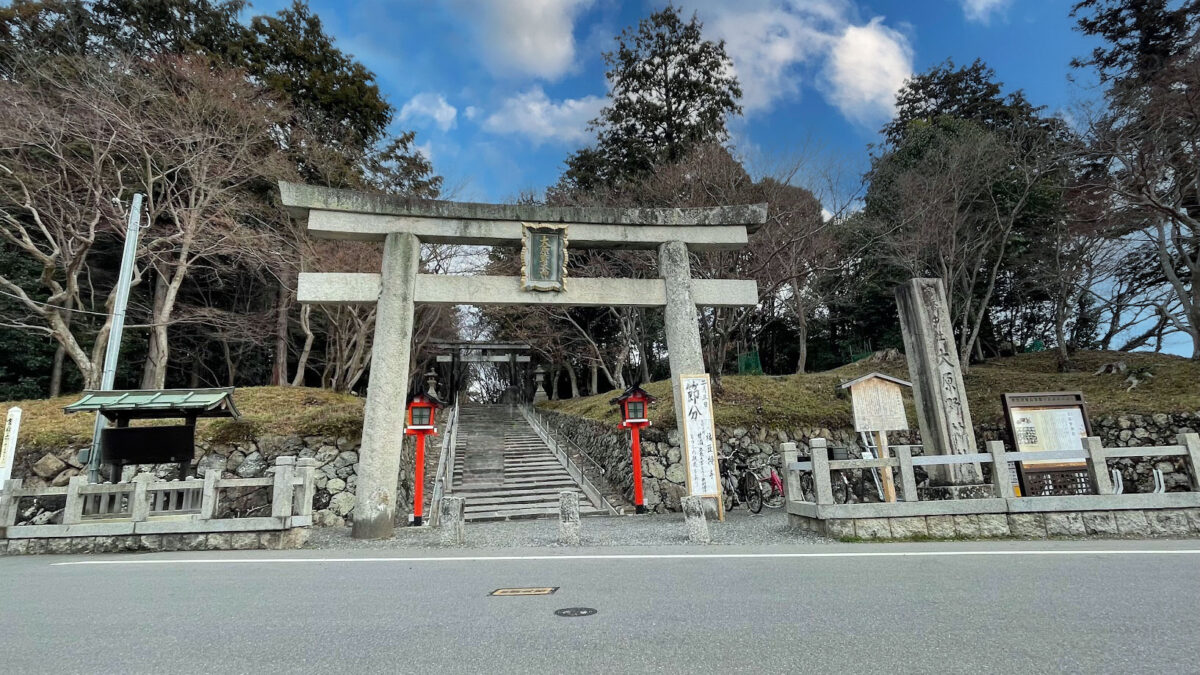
1011 406 1087 467
679 375 719 496
1 406 21 483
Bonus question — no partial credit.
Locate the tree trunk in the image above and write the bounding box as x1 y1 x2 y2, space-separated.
292 304 315 387
49 345 66 397
566 364 580 399
141 272 170 389
270 283 290 386
792 283 808 374
589 362 598 396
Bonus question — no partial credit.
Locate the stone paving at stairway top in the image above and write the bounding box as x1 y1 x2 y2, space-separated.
305 507 827 549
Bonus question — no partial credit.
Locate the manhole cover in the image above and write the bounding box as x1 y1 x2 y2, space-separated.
554 607 597 617
491 587 558 596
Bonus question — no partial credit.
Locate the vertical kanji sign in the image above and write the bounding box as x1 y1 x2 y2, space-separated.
678 374 722 519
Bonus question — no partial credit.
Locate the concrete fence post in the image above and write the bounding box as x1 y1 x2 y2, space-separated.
558 491 581 545
438 496 465 546
293 458 319 517
895 444 920 502
271 456 296 518
681 495 710 544
128 473 154 521
0 478 21 529
200 469 219 520
63 474 87 525
810 438 834 505
781 442 801 503
1084 437 1113 495
987 441 1015 499
1178 433 1200 491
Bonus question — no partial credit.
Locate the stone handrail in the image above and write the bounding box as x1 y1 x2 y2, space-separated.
0 456 317 540
784 434 1200 507
523 405 618 515
429 398 460 527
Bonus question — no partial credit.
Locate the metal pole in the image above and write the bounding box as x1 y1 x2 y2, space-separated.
87 193 144 483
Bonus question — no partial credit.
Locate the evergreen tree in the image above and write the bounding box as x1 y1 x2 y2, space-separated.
560 5 741 190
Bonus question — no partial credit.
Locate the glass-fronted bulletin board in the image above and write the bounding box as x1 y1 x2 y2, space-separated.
1002 392 1092 496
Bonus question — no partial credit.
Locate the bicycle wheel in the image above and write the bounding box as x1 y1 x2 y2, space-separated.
799 473 815 502
722 484 735 512
832 477 849 504
743 474 763 513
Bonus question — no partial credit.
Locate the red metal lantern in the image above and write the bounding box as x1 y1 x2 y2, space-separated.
611 385 656 514
405 391 442 526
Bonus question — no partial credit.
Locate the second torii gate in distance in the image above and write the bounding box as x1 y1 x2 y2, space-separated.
281 181 766 538
432 341 532 402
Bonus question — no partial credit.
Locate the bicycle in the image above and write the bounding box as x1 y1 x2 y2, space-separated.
795 447 873 504
751 453 786 509
718 454 763 513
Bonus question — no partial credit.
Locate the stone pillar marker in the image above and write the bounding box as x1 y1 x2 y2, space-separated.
658 240 706 429
438 496 465 546
895 278 981 484
558 491 581 545
681 495 710 543
354 231 420 539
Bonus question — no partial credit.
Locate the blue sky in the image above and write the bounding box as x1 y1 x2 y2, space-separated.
248 0 1102 202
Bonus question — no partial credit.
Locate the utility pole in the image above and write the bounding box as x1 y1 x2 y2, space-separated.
87 193 144 483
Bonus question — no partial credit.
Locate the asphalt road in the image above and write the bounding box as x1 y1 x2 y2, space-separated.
2 540 1198 674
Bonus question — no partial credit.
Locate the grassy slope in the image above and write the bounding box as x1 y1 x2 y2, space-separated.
11 386 365 451
6 350 1196 451
539 350 1200 429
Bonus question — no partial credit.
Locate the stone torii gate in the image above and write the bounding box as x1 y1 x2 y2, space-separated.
281 181 766 538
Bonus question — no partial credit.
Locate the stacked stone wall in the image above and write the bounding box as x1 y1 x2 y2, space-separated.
14 429 429 529
539 408 1200 512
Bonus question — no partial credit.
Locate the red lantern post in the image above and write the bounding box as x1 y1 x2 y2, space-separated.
405 392 440 526
612 386 655 514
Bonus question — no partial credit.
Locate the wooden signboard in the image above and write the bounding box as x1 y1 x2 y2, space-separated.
0 406 20 483
1002 392 1091 496
678 374 723 520
840 373 911 502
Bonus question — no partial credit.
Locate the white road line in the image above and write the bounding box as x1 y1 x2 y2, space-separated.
51 549 1200 566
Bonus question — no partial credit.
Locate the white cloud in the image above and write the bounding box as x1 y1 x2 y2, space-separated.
676 1 912 126
960 0 1011 24
463 106 480 120
482 87 603 145
450 0 594 80
823 18 914 125
415 141 434 163
399 93 457 131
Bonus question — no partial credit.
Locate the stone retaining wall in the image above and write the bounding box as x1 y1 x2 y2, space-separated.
2 528 310 555
539 408 1200 512
15 422 435 528
790 509 1200 540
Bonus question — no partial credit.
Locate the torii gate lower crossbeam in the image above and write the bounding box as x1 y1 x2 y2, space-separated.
282 181 766 539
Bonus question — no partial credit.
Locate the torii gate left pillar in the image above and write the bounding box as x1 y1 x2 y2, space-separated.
354 232 419 538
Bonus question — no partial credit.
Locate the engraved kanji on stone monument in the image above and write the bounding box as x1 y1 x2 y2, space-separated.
521 224 567 292
895 278 982 484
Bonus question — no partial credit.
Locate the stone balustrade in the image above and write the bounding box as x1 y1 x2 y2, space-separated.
0 457 317 554
784 434 1200 539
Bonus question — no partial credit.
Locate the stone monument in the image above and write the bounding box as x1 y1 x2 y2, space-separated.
894 278 982 485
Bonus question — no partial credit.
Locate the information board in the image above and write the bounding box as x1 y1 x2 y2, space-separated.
678 374 720 498
1003 392 1092 496
1009 407 1088 467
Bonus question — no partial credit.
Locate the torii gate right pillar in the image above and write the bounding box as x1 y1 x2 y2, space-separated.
659 240 706 427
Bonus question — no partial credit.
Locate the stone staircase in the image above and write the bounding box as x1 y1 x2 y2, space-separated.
452 405 605 522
